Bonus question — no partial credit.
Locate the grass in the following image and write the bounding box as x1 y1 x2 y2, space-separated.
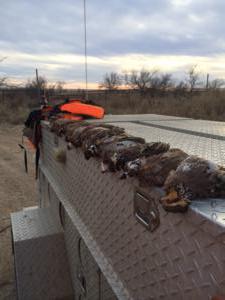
0 102 30 124
91 89 225 121
0 88 225 123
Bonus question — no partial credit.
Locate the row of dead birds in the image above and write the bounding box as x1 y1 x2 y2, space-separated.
50 119 225 213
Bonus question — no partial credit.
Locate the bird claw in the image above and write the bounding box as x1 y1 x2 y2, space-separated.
160 197 190 213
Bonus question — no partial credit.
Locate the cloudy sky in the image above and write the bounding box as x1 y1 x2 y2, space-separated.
0 0 225 87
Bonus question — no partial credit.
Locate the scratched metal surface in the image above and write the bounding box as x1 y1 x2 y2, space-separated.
38 175 118 300
11 207 62 241
39 167 129 300
109 122 225 166
39 123 225 300
98 114 225 138
90 114 190 123
11 208 74 300
140 119 225 139
63 208 118 300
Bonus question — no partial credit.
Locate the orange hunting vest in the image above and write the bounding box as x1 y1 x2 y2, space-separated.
60 100 104 119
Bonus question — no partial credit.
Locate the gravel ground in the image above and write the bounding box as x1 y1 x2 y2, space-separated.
0 125 37 300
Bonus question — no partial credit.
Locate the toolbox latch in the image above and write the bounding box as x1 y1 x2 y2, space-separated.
134 190 160 232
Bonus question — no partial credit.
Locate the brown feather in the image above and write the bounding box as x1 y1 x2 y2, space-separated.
137 149 188 187
164 155 225 199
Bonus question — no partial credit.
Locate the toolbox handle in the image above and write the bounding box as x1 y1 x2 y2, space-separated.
135 211 150 227
77 272 87 295
134 190 160 232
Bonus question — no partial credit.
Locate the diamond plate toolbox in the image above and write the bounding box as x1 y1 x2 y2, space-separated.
39 121 225 300
39 173 118 300
11 207 74 300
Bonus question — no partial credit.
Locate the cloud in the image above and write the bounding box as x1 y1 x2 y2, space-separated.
0 0 225 86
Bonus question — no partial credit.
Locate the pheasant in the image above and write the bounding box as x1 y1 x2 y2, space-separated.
97 135 145 172
137 149 188 188
121 142 170 177
64 121 89 141
80 123 123 143
82 126 125 159
116 142 170 178
68 124 97 147
68 123 122 148
50 119 77 136
64 121 91 150
161 156 225 212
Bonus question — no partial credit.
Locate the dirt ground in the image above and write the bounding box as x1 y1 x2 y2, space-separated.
0 125 37 300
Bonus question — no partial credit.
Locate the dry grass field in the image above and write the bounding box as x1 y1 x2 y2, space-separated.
0 125 37 300
90 89 225 121
1 88 225 124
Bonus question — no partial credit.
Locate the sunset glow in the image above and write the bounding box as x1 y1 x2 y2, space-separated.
1 0 225 87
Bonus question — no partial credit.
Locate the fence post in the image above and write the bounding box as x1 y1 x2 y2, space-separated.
104 90 107 108
206 74 209 89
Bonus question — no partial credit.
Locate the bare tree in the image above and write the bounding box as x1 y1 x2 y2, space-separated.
99 72 121 90
175 80 188 91
0 57 7 88
48 81 64 91
186 65 200 92
209 78 225 90
26 76 48 90
149 74 161 89
25 76 65 102
125 69 158 91
174 80 188 98
56 81 65 93
159 73 174 90
47 81 65 96
0 77 7 88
